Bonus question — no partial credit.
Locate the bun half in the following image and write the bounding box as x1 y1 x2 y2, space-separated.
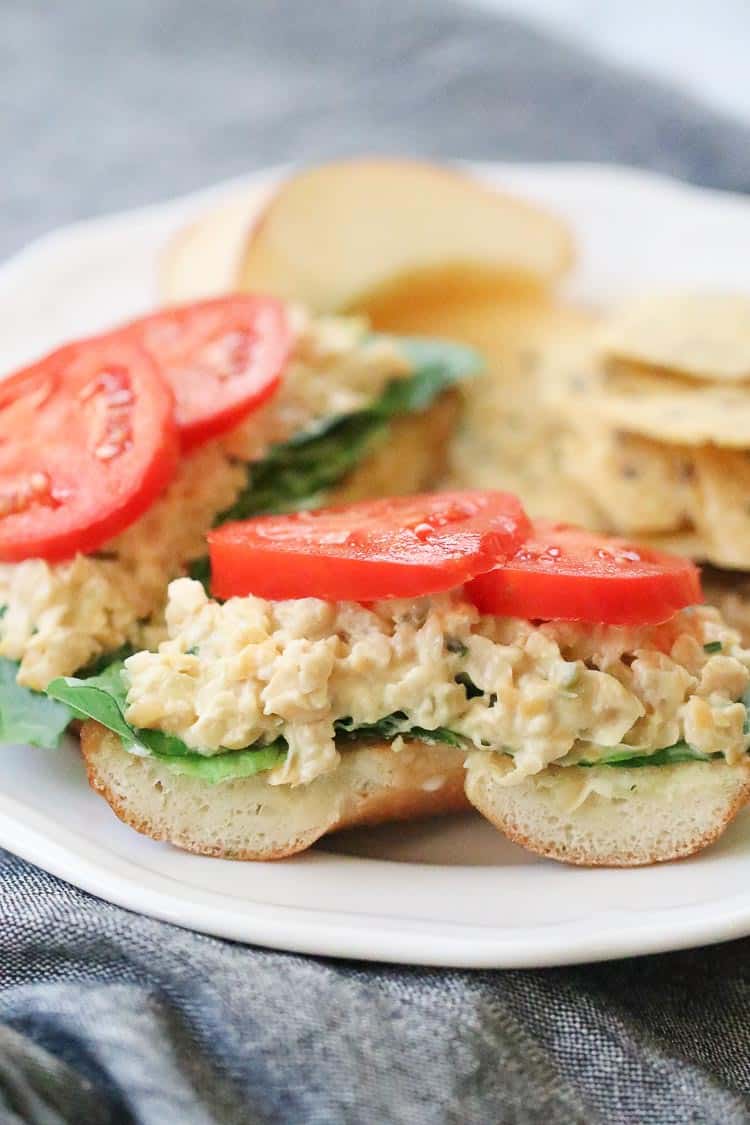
465 750 750 866
81 723 469 860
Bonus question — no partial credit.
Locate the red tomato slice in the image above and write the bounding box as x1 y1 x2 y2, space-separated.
0 335 179 563
466 521 703 626
209 491 531 602
127 296 291 451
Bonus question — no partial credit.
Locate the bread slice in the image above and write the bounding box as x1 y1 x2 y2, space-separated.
81 723 470 860
465 750 750 866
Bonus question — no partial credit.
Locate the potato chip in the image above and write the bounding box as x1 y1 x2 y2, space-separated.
538 342 698 533
584 372 750 448
544 340 750 448
450 425 606 527
691 447 750 569
637 447 750 570
601 293 750 382
554 426 697 534
546 403 750 568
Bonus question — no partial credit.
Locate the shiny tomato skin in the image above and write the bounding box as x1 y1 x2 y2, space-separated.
466 521 703 626
209 491 531 601
0 334 179 562
126 295 291 451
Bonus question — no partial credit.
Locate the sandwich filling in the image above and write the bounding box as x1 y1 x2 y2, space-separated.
51 577 750 790
0 312 467 691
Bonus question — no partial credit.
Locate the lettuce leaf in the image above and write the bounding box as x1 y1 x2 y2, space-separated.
408 726 467 749
48 662 140 746
0 657 76 749
48 662 241 759
0 640 138 750
577 741 716 769
47 669 466 784
161 744 286 782
49 663 286 782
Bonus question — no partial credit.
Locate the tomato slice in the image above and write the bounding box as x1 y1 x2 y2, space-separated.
209 491 531 601
0 335 179 562
127 296 291 451
466 521 703 626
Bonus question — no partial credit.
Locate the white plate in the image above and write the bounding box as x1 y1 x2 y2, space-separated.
3 161 750 969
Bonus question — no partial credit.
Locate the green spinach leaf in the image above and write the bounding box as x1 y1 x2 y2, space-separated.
578 740 715 769
0 658 76 749
49 663 286 781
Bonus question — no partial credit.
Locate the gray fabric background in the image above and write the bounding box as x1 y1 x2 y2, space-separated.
3 1 750 1122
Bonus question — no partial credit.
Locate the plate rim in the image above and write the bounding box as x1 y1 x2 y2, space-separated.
7 784 750 969
4 158 750 968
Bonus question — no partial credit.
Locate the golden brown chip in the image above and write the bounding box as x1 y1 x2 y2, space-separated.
601 293 750 382
551 435 750 570
539 343 698 534
582 369 750 448
601 446 750 570
691 447 750 568
545 338 750 449
556 427 697 534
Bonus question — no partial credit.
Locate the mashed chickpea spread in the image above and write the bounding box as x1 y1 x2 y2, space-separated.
121 577 750 788
0 312 409 689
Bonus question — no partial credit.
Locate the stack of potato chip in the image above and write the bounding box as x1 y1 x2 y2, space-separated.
536 293 750 571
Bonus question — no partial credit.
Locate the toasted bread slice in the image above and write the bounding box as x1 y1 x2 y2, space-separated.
465 751 750 866
81 724 470 860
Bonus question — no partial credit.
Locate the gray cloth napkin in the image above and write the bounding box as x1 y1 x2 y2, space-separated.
3 2 750 1122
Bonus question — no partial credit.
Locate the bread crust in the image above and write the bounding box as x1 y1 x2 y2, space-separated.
465 751 750 867
81 721 750 866
81 722 470 860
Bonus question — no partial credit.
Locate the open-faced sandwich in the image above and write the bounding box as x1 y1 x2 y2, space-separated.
0 296 474 747
51 491 750 867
